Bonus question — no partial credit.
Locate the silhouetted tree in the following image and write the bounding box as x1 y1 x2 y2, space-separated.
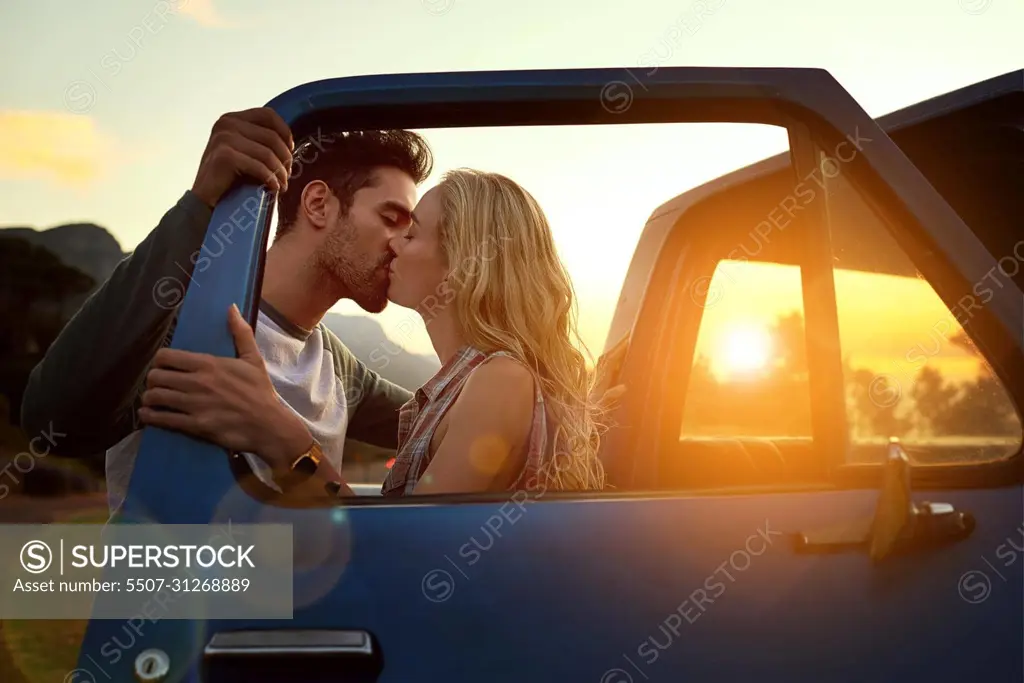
942 375 1019 437
910 365 957 436
768 310 808 380
940 329 1019 436
847 367 912 439
949 329 979 357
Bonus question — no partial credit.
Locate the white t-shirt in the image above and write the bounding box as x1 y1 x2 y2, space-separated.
104 303 349 512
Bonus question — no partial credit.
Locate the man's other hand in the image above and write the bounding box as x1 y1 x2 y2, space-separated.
190 107 295 208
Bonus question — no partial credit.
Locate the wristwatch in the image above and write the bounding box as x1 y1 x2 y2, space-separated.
273 440 323 491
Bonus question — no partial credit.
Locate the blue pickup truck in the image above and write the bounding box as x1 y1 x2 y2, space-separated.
78 67 1022 682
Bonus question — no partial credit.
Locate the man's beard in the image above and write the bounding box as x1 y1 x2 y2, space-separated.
317 219 391 313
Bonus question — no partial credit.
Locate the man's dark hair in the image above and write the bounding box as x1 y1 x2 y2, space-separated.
275 129 433 237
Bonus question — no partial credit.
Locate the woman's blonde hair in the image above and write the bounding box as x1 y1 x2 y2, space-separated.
435 168 606 491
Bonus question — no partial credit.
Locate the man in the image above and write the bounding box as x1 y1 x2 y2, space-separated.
22 107 626 512
20 107 432 512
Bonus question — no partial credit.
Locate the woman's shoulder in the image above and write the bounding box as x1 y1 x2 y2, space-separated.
464 351 535 399
435 347 540 419
451 352 538 441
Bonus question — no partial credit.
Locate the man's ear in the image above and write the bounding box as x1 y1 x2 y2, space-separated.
299 180 334 230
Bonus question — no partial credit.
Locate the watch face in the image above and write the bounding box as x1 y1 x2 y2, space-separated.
294 453 319 476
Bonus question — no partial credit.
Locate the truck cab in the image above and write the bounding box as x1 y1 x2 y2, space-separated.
79 67 1023 683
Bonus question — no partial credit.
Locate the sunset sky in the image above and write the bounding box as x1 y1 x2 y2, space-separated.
1 0 1020 378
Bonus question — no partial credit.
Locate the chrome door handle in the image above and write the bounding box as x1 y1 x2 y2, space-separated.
794 439 975 559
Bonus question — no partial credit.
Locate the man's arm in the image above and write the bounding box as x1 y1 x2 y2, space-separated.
19 191 212 457
21 106 295 457
323 328 414 449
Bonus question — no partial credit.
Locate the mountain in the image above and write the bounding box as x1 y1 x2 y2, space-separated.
0 223 125 287
322 312 439 390
0 223 126 320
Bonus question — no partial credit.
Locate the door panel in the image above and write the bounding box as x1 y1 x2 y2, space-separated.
78 489 1021 681
79 67 1024 682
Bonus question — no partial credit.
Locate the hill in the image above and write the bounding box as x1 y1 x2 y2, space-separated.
0 223 126 321
322 312 439 390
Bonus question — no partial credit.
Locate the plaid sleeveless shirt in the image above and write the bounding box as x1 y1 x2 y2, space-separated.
380 346 550 496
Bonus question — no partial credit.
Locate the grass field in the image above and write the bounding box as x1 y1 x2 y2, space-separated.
0 495 108 683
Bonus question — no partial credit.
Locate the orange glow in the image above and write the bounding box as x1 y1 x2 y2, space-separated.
720 323 773 378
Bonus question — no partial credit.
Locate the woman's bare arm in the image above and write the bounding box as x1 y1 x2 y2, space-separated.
413 357 535 495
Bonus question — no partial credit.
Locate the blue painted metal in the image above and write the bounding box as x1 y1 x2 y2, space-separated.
74 67 1024 682
75 487 1023 682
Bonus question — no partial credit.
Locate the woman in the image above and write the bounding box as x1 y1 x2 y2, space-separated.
380 169 606 495
140 169 612 497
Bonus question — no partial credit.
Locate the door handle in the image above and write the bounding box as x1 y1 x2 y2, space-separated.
894 500 976 551
794 439 975 559
203 630 381 682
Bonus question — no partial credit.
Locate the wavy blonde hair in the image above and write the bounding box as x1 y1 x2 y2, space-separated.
435 168 606 491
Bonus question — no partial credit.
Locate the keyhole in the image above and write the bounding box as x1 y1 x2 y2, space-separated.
134 648 169 682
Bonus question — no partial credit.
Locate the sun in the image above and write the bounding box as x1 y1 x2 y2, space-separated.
720 323 773 377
